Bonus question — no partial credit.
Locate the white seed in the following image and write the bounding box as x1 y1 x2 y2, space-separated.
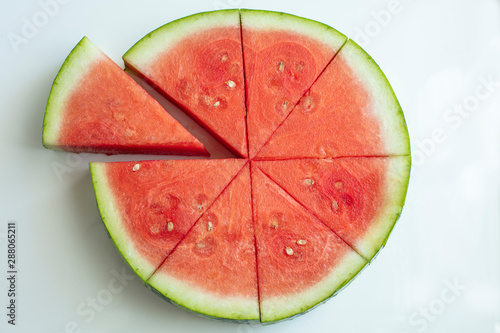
283 101 289 109
332 200 339 211
196 204 203 211
303 178 315 186
207 221 213 231
226 80 236 88
132 164 140 172
285 247 294 256
221 54 228 62
213 101 221 107
278 61 285 72
335 181 343 189
197 242 205 248
296 239 307 245
167 222 174 232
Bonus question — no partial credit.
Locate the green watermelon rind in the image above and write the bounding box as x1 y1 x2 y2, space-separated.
240 9 347 54
89 162 157 282
42 36 103 149
338 39 411 156
123 9 240 71
356 156 412 261
147 273 260 323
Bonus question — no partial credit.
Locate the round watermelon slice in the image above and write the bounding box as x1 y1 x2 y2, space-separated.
42 37 208 156
45 8 413 324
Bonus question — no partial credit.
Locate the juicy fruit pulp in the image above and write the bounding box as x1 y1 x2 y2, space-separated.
241 9 347 158
42 37 208 156
76 9 411 324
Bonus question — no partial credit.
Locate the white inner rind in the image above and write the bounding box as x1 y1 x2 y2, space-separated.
148 272 260 321
338 39 411 156
90 163 157 281
355 156 411 260
123 9 240 72
42 37 103 147
260 249 367 322
240 9 347 52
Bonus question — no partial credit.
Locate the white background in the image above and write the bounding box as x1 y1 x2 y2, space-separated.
1 0 499 332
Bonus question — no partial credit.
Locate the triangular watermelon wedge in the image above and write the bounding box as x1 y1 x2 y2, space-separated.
254 157 411 260
123 10 247 158
89 159 246 280
251 165 367 322
256 39 410 159
241 9 347 158
42 37 208 156
148 164 259 321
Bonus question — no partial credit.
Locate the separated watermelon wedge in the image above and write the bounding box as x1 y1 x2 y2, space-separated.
123 10 248 158
42 37 208 156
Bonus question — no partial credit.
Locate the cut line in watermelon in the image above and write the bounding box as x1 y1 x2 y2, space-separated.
42 37 208 156
42 8 413 325
147 164 260 321
240 9 348 158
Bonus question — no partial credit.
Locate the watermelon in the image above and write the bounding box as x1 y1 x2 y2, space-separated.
123 9 248 158
90 159 246 280
241 9 347 158
148 164 260 321
256 39 410 159
45 8 413 324
251 165 367 322
42 37 208 156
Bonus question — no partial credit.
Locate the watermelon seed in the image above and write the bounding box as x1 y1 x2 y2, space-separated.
296 239 307 245
226 80 236 88
221 54 228 62
332 200 339 211
278 61 285 72
197 242 205 248
213 101 221 107
285 247 294 256
167 222 174 232
303 178 315 186
132 164 140 172
196 204 203 211
335 181 343 189
207 222 213 231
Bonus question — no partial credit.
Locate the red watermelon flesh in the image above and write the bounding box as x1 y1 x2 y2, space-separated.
256 39 410 159
254 157 411 260
89 159 246 280
251 165 367 322
147 164 260 321
241 9 347 158
42 37 208 156
123 10 248 158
